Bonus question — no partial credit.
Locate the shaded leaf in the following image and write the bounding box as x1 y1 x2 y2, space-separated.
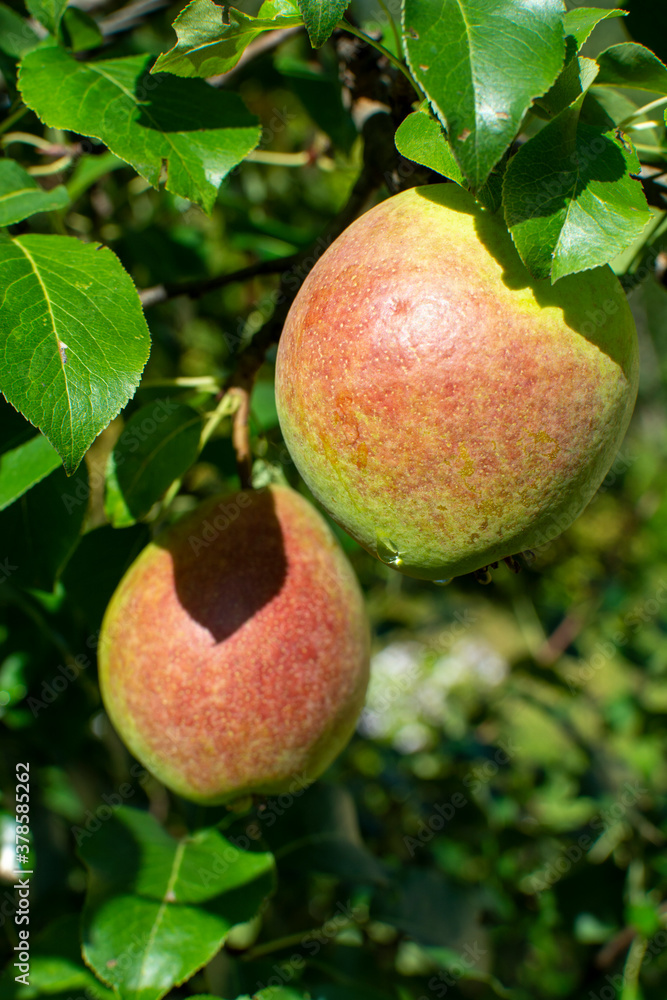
268 784 387 884
0 4 40 58
394 107 465 185
562 7 626 52
503 93 651 282
80 807 275 1000
251 379 280 432
0 233 150 475
60 5 104 52
0 462 88 590
0 432 61 510
595 42 667 94
25 0 68 34
535 54 600 121
153 0 302 79
0 158 69 226
61 523 150 629
19 47 261 212
297 0 348 48
371 868 489 952
403 0 565 188
105 401 202 526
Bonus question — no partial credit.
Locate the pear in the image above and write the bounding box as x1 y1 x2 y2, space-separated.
98 486 370 805
275 184 639 581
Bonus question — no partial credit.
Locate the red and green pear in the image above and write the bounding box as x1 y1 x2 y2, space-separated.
98 485 370 805
275 184 639 581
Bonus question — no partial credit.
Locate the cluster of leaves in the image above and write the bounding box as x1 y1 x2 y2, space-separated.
2 0 667 998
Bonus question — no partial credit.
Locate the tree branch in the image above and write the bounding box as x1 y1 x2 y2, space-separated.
139 254 301 309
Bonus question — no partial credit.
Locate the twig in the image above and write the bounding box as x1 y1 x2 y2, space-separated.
535 611 586 666
28 155 73 176
0 105 29 138
619 95 667 128
139 254 301 309
595 925 637 971
99 0 170 36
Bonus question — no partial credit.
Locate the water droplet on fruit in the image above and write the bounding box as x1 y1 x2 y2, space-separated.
376 534 403 567
433 577 452 586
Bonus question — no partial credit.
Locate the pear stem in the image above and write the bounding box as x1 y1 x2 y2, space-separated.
227 387 253 489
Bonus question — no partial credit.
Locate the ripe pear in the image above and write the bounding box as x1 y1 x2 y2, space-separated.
275 184 639 581
98 486 370 805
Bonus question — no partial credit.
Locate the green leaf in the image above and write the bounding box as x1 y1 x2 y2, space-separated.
297 0 348 47
0 233 151 475
80 806 275 1000
105 401 202 526
394 107 465 185
535 54 600 121
25 0 68 34
0 462 88 590
0 4 40 58
595 42 667 94
0 432 61 510
251 379 280 432
402 0 565 188
61 523 150 629
18 47 261 212
0 158 69 226
60 5 104 52
562 7 626 52
153 0 303 79
503 93 651 282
